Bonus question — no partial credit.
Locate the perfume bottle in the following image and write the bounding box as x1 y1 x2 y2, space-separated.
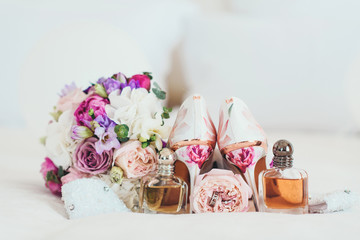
258 140 308 214
139 148 188 214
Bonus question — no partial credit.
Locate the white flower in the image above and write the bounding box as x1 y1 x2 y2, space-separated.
105 87 170 143
45 110 79 169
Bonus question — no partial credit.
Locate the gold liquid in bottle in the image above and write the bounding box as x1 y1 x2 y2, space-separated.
140 148 188 214
144 185 184 213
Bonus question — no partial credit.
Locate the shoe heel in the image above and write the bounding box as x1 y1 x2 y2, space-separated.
218 97 268 211
168 95 217 211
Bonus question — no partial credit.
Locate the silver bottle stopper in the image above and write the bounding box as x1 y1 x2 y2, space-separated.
158 148 177 175
272 139 293 168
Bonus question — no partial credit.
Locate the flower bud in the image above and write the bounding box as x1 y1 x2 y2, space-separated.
112 72 127 83
110 166 124 184
94 84 108 98
71 125 94 140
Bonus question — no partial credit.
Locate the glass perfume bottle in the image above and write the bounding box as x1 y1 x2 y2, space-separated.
139 148 188 214
258 140 308 214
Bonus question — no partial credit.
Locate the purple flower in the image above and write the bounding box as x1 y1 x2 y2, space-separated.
73 137 113 175
59 82 77 97
92 115 120 154
94 114 113 128
97 77 121 95
94 125 120 154
120 79 140 90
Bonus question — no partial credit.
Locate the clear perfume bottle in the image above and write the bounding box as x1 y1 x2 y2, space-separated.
258 140 308 214
139 148 188 214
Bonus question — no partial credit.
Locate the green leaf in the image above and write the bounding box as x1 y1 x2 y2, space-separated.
153 82 161 89
50 107 62 122
163 107 172 113
152 88 166 100
88 109 95 119
161 106 172 119
143 72 153 80
150 134 156 141
57 166 65 178
46 170 59 183
161 112 170 119
141 142 150 148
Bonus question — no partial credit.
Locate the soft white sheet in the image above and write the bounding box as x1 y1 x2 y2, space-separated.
1 128 359 239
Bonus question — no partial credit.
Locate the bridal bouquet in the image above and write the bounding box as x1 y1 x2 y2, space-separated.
40 72 172 211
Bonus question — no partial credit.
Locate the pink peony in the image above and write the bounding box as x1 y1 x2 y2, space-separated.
191 169 252 213
114 140 157 178
56 88 87 112
73 137 113 175
74 94 109 127
186 145 212 168
129 74 151 91
61 167 89 185
40 157 62 196
226 147 255 173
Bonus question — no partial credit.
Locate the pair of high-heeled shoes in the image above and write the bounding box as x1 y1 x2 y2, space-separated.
168 95 268 211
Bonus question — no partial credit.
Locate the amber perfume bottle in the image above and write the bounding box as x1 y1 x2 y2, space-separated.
258 140 308 214
139 148 188 214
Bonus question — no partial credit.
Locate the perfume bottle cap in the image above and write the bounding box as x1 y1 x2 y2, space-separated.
272 139 293 168
158 148 177 165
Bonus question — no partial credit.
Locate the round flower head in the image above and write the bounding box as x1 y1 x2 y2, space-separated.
74 95 109 127
113 140 157 178
191 169 252 213
73 137 113 175
129 74 151 91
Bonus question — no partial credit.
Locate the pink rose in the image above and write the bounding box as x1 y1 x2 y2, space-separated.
129 74 151 91
56 88 87 112
191 169 252 213
73 137 113 175
114 140 157 178
74 95 109 126
61 167 89 185
186 145 212 168
226 147 255 173
40 157 62 196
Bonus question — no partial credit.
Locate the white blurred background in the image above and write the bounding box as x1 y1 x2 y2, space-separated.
1 0 360 136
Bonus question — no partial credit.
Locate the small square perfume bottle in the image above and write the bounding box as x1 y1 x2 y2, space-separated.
258 140 308 214
139 148 188 214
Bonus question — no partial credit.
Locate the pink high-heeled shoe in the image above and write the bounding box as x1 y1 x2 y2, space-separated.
168 95 217 209
217 97 268 211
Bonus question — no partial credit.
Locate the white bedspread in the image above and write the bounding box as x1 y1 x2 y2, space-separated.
1 128 359 240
